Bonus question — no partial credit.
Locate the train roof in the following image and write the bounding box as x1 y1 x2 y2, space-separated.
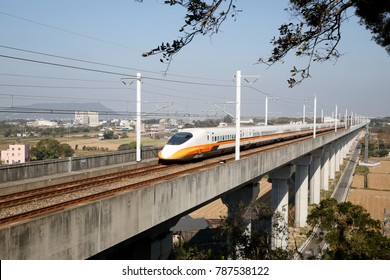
178 124 312 133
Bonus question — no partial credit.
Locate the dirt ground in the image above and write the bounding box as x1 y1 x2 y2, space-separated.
351 174 365 189
348 158 390 235
189 178 272 220
1 134 167 157
348 189 390 222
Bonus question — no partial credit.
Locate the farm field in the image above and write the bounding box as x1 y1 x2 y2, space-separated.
348 158 390 235
0 133 167 157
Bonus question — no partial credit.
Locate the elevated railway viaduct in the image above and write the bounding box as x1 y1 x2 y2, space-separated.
0 124 365 259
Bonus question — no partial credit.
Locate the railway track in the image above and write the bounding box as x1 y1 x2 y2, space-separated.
0 164 170 208
0 128 336 228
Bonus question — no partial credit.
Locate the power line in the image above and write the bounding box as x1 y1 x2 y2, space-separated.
0 72 119 83
0 45 232 82
0 54 234 87
0 106 228 118
0 84 127 90
0 93 133 104
0 11 139 52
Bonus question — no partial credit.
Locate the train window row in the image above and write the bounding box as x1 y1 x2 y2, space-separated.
211 130 281 142
212 134 235 142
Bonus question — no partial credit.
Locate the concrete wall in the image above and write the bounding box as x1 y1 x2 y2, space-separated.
0 147 160 184
0 126 364 259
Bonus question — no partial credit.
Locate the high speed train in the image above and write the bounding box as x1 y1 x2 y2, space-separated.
158 123 339 162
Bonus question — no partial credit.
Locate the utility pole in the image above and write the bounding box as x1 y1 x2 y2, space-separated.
136 73 142 162
335 104 338 132
234 70 260 161
351 112 353 126
235 70 241 161
313 96 317 138
265 94 268 126
303 104 306 124
122 74 142 162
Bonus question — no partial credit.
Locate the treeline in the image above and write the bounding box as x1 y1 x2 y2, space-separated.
171 199 390 260
0 120 100 138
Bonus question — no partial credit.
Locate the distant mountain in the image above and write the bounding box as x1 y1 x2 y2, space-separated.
0 102 114 120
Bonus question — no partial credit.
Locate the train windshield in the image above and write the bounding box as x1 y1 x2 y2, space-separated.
167 132 193 145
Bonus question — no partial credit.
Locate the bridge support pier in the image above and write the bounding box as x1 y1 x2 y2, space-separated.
335 140 341 172
269 165 293 250
321 145 331 191
309 148 323 204
222 180 260 258
329 143 336 180
293 155 312 227
141 218 181 260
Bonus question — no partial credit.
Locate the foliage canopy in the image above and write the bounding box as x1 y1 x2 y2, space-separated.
142 0 390 87
307 198 390 259
31 139 74 160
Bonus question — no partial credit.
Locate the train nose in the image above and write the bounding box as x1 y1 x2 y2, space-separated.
158 145 175 160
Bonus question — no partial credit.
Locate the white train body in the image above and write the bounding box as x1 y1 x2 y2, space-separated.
158 123 337 162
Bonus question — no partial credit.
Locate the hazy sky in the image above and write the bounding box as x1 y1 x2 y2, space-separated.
0 0 389 120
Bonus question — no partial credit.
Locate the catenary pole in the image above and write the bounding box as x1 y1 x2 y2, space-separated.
335 104 338 132
136 73 141 162
265 94 268 126
313 96 317 138
235 70 241 161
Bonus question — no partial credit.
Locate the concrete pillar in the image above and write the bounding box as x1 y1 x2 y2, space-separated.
222 180 260 230
293 155 312 227
321 145 331 191
340 138 347 161
222 180 260 258
269 165 293 250
335 141 341 172
329 143 336 180
309 148 323 204
150 231 173 260
123 219 178 260
341 138 347 159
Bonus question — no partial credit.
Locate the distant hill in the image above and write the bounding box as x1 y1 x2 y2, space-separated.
0 102 114 120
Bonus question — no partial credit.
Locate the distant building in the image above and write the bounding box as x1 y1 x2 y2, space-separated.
26 119 58 127
74 111 99 127
1 144 30 164
241 119 254 125
324 117 337 123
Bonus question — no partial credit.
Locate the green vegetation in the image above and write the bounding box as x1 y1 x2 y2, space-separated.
118 142 137 151
171 198 390 260
307 198 390 259
144 1 390 87
171 202 292 260
355 165 369 176
30 139 74 160
363 119 390 157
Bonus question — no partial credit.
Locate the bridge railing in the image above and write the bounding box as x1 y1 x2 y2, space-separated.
0 147 160 184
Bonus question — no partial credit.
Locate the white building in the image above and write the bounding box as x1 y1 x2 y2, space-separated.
26 119 58 127
324 117 337 123
1 144 30 164
74 111 99 127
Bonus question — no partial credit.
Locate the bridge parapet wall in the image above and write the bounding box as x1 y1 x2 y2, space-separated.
0 148 160 184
